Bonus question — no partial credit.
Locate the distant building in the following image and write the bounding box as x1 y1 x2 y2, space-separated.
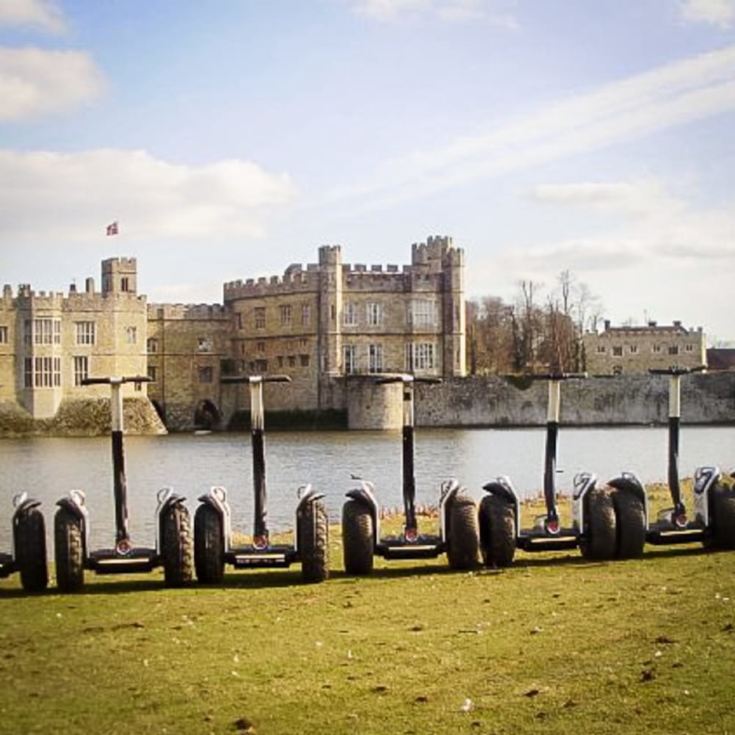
582 320 707 375
2 236 466 429
150 236 466 426
0 258 147 419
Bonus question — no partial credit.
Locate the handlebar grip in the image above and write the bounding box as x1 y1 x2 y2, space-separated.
222 374 292 384
263 375 292 383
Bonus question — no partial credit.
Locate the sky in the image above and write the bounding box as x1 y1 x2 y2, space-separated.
1 0 734 343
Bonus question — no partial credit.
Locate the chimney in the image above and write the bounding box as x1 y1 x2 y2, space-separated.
603 319 611 330
85 277 95 294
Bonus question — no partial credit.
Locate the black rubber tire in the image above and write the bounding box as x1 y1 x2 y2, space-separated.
446 494 480 570
579 487 617 561
161 502 193 587
298 499 329 583
54 507 84 593
342 499 374 575
478 494 516 568
612 486 646 559
14 507 48 592
194 504 224 584
711 482 735 550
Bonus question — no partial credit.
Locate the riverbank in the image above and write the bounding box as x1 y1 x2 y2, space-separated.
0 397 165 438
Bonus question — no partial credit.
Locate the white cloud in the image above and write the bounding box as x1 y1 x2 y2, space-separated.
324 44 735 212
679 0 735 28
0 149 297 242
0 48 104 121
352 0 518 26
469 178 735 332
0 0 65 33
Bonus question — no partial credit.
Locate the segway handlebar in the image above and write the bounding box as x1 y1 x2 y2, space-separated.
374 374 442 385
513 372 588 381
649 366 706 376
81 376 151 386
221 374 292 385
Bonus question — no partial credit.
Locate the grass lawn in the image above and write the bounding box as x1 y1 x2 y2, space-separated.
1 488 734 735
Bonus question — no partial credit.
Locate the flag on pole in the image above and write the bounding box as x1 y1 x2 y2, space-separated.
106 221 119 236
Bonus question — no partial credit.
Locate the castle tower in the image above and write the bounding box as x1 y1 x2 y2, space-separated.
439 238 466 377
102 257 138 295
317 245 343 380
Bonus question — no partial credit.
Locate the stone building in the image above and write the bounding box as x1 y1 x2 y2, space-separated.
582 320 707 375
213 236 466 420
0 258 148 419
1 236 466 430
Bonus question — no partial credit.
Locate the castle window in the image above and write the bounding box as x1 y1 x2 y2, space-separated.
126 326 137 344
343 344 357 374
257 341 265 354
685 344 694 352
198 366 213 384
32 318 61 345
668 345 679 355
410 300 437 328
147 337 158 353
343 303 358 327
301 304 311 326
237 312 243 330
612 346 623 357
300 354 310 367
652 344 662 353
369 343 383 372
75 321 96 345
277 356 284 368
596 345 606 354
24 358 32 388
406 342 435 371
73 356 89 386
254 308 266 329
280 305 293 327
147 365 157 382
121 277 129 292
288 355 296 367
629 345 638 354
366 303 383 327
197 337 212 352
33 357 60 387
0 325 7 344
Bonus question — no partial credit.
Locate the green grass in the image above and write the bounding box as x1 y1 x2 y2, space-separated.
1 490 734 735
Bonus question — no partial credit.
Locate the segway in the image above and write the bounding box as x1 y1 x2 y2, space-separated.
342 374 479 575
601 367 735 556
479 373 617 566
54 376 192 592
194 375 328 584
0 493 48 592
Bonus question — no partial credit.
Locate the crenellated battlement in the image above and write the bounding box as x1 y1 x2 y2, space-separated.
148 303 230 320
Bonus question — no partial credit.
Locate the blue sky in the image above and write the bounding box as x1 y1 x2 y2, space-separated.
1 0 734 341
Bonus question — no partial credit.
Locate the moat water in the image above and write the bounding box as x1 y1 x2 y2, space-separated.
1 426 734 549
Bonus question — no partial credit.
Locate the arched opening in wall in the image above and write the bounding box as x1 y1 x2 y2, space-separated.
151 399 166 425
194 399 221 430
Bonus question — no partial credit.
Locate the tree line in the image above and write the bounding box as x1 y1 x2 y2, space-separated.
466 270 603 375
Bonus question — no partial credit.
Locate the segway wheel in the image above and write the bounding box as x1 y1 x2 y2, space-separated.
711 482 735 550
54 507 84 593
478 494 515 568
579 487 616 561
612 487 646 559
194 504 224 584
446 494 480 570
161 502 193 587
14 507 48 592
342 499 373 575
298 499 329 583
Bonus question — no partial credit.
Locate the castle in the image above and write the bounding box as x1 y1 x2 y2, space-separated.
1 236 466 430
